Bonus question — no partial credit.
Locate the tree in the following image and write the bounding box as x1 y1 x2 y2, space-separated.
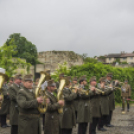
84 57 98 64
6 33 38 65
0 44 31 77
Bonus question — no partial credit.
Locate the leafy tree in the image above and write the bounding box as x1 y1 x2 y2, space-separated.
51 62 70 81
0 44 31 77
84 57 98 64
6 33 38 65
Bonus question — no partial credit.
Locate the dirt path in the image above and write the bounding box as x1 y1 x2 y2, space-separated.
0 107 134 134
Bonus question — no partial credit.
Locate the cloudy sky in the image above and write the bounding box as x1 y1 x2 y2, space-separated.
0 0 134 57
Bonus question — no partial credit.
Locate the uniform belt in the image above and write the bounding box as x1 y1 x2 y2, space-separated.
19 113 40 117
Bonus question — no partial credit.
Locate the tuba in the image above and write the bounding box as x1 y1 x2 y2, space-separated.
35 71 50 113
57 78 66 114
0 73 8 109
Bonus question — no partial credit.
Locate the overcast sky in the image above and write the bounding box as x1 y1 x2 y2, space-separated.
0 0 134 57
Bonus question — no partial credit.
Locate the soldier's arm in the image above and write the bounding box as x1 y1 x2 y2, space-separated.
17 90 38 109
63 89 77 101
1 87 7 95
8 87 17 101
47 102 61 112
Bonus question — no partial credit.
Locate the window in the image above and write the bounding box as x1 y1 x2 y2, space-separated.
130 57 133 60
122 57 127 60
109 58 111 61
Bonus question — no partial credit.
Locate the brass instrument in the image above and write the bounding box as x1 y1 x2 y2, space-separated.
112 80 124 90
57 78 66 114
0 73 8 109
90 84 105 95
95 88 105 95
72 84 89 95
35 71 48 113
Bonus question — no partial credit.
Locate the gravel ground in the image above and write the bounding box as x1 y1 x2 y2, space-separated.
0 106 134 134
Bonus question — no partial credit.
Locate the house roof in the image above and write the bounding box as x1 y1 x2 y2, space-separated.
106 53 134 58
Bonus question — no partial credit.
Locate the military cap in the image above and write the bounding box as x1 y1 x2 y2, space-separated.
47 80 55 87
106 73 113 78
23 74 33 81
35 78 39 82
59 73 64 77
99 77 106 83
78 75 87 83
89 76 96 83
67 76 72 81
72 77 78 81
45 75 51 81
125 79 128 82
65 77 71 86
45 69 51 75
14 74 22 80
9 77 14 81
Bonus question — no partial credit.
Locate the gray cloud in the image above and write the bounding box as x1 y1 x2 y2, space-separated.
0 0 134 57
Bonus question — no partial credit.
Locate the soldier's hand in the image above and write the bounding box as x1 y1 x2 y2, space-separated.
90 87 95 91
58 100 64 106
37 97 44 104
74 88 78 93
45 98 50 104
100 83 105 88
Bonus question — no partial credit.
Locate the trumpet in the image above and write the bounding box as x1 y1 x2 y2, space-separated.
95 88 105 95
71 85 89 95
90 84 105 95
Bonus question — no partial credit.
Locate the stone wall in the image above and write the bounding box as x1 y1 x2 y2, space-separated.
37 51 84 73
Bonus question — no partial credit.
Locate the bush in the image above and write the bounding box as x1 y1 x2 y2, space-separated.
53 62 134 104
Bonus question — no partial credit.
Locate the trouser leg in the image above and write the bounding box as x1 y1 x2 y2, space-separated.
1 114 6 126
89 117 99 134
78 122 88 134
98 115 107 128
122 97 125 111
11 125 18 134
105 111 113 125
62 128 72 134
127 100 129 109
42 114 45 130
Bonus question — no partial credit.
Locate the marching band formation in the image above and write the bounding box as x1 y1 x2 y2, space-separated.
0 68 131 134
